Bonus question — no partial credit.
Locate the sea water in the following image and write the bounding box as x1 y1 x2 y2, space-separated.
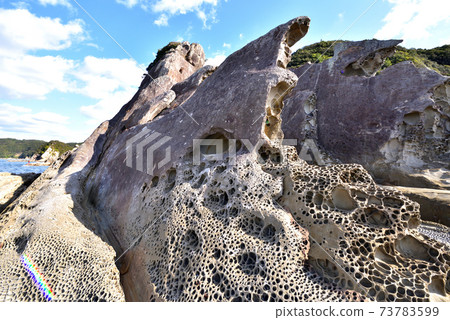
0 159 48 174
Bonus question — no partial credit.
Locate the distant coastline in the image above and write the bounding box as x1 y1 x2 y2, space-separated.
0 158 49 166
0 158 48 174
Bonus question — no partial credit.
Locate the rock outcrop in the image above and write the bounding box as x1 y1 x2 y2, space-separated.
0 173 39 213
0 153 125 301
387 186 450 227
282 39 449 191
0 40 207 302
37 146 59 165
0 18 448 303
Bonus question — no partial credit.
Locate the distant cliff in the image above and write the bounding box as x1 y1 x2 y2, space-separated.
0 138 78 159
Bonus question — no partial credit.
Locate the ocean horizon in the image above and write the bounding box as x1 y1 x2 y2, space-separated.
0 159 48 174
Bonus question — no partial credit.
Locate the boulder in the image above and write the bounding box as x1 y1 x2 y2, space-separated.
147 41 205 83
282 40 449 190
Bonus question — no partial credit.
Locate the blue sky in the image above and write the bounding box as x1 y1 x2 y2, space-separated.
0 0 449 142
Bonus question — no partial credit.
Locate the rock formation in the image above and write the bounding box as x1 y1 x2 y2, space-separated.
387 186 450 227
37 146 59 165
0 173 39 213
282 39 449 228
0 155 125 301
282 40 449 217
0 17 448 302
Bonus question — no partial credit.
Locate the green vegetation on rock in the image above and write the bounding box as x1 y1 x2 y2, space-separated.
0 139 78 158
383 46 450 76
289 41 450 76
147 41 181 71
417 45 450 66
288 40 340 68
38 140 78 155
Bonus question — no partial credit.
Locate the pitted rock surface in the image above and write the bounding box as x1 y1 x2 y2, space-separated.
0 17 448 303
282 39 449 191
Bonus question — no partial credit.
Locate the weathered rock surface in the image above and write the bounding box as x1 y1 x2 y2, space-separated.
418 221 450 246
148 42 205 83
0 150 125 301
0 41 207 302
0 172 39 213
0 17 449 303
282 40 449 191
38 146 59 165
385 186 450 227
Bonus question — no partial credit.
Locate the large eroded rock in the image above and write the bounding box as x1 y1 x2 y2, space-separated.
0 18 448 303
0 41 206 302
282 40 449 191
74 17 448 302
0 153 124 301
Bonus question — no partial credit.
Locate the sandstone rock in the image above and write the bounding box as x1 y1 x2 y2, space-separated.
0 172 39 213
282 40 449 190
80 16 367 302
168 65 217 112
260 145 449 302
385 185 450 227
108 42 206 135
147 41 205 84
0 40 207 302
0 151 125 301
1 17 449 303
38 145 59 165
71 17 448 302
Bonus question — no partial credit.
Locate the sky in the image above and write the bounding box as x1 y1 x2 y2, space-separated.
0 0 449 142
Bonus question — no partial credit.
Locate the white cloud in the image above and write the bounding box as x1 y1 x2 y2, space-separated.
117 0 220 27
0 55 142 139
375 0 450 48
74 57 142 124
0 54 75 99
73 56 142 100
115 0 140 8
239 33 244 40
85 42 102 50
152 0 218 15
338 12 344 20
0 8 84 56
205 54 227 67
38 0 71 7
0 54 143 139
196 9 207 27
0 8 142 139
0 8 83 99
11 1 30 9
223 43 231 49
0 103 84 142
154 13 169 26
0 104 31 115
